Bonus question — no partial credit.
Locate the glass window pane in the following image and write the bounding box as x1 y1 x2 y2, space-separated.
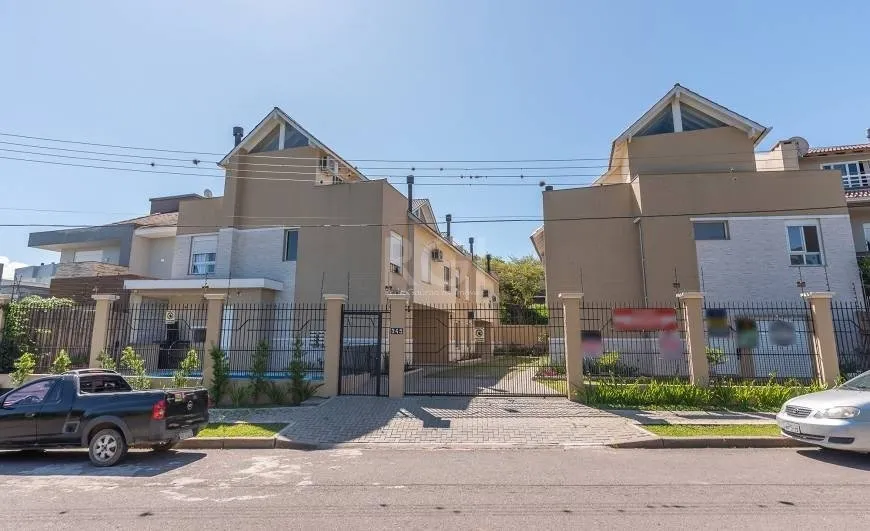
805 253 822 265
803 226 820 252
284 231 298 261
787 226 804 251
833 164 847 175
790 254 804 265
693 222 727 240
848 163 859 174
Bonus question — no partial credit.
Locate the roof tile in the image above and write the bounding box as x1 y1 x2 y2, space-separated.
805 143 870 155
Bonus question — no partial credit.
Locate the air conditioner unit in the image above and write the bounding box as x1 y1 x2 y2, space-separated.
390 263 400 274
431 249 444 262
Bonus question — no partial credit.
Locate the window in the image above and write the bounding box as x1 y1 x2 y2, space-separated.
3 379 56 408
822 161 870 189
420 247 432 283
693 221 729 241
284 230 299 261
443 266 451 292
79 375 132 394
786 223 823 266
389 232 403 273
863 224 870 253
249 125 280 153
190 235 217 275
74 249 104 263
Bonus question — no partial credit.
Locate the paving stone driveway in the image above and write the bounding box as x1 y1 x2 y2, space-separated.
252 396 656 448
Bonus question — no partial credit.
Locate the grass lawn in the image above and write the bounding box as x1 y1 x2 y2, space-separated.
197 423 286 438
540 379 567 394
642 424 781 437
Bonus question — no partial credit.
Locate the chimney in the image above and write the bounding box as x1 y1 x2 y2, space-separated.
407 175 415 213
485 254 492 274
545 185 554 191
469 237 474 259
446 214 452 241
866 128 870 141
233 126 244 147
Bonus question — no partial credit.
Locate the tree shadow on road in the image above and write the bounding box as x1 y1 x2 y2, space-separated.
795 448 870 470
0 449 206 477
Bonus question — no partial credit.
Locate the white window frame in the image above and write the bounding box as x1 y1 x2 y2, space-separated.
821 161 870 189
420 246 432 283
785 221 824 266
189 235 217 275
389 232 403 274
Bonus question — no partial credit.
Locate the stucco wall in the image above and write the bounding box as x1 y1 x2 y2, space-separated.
848 204 870 253
696 215 862 301
627 127 757 175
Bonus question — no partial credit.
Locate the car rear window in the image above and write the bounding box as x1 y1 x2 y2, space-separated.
79 375 133 393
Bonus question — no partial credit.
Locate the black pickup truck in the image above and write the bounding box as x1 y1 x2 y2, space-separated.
0 369 209 466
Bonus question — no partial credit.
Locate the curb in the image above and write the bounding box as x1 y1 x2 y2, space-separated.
609 436 811 449
177 437 276 450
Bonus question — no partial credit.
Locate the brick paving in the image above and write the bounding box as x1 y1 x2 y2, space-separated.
272 396 656 448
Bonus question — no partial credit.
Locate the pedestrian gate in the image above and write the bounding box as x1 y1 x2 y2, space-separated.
338 308 389 396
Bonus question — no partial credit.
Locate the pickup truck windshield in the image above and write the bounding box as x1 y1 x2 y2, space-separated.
79 375 133 393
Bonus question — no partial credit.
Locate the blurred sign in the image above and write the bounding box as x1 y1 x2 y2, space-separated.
613 308 678 331
164 310 177 324
735 318 758 349
769 320 796 347
390 327 404 335
705 308 730 338
581 330 603 358
658 330 683 360
474 327 485 343
309 330 325 348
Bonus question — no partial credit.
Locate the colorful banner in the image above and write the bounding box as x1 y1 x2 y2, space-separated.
735 318 758 349
658 330 684 361
705 308 730 338
769 320 796 347
613 308 678 331
581 330 603 358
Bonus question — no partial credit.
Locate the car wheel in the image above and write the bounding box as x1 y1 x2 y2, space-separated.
151 441 177 452
88 428 127 467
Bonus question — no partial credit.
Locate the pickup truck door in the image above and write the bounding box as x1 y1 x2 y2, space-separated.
0 379 57 447
36 381 71 445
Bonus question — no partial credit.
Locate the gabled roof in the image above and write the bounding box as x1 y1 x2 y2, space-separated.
607 84 770 171
218 107 367 181
113 212 179 228
805 143 870 156
410 198 438 227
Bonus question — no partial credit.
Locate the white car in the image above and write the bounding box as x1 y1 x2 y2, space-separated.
777 370 870 452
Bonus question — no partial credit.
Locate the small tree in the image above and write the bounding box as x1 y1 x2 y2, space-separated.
209 345 231 405
97 350 117 371
172 348 200 388
249 339 270 403
288 336 321 405
10 352 36 387
49 349 72 374
120 346 150 390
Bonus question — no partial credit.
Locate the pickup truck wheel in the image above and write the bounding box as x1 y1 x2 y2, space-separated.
89 428 127 467
151 442 177 452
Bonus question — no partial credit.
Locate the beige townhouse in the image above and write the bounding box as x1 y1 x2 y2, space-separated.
532 84 863 305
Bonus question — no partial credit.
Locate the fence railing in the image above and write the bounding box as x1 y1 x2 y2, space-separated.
5 304 95 372
831 300 870 379
704 300 817 383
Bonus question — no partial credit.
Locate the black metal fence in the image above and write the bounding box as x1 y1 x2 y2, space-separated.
580 301 688 380
105 304 207 376
220 303 326 379
704 300 817 383
403 305 565 396
831 300 870 379
8 304 95 372
339 305 388 396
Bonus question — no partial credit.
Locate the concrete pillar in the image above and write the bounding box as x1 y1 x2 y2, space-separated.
0 295 11 342
801 292 839 387
559 292 583 400
203 293 226 387
89 294 119 368
677 292 709 386
387 293 409 398
322 294 347 397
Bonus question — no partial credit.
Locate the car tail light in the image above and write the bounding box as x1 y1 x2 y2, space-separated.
152 399 167 420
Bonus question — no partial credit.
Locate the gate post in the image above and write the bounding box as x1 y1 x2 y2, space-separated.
89 294 119 368
203 293 226 388
0 294 11 342
322 294 347 397
559 292 584 400
677 292 709 387
801 292 839 387
387 293 409 398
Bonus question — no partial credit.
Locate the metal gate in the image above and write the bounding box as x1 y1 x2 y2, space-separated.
404 305 566 397
338 308 389 396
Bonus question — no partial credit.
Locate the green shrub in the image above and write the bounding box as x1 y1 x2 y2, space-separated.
248 340 270 403
266 381 287 405
288 337 321 405
209 345 231 405
120 346 150 390
229 384 250 408
10 352 37 387
49 349 72 374
97 350 117 371
0 296 75 372
171 348 200 388
706 346 725 366
581 377 824 411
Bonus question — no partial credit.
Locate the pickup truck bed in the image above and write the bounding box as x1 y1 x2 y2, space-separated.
0 370 209 466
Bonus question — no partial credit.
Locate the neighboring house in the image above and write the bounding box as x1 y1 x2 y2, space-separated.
27 195 195 303
0 279 51 298
532 84 862 304
13 263 58 285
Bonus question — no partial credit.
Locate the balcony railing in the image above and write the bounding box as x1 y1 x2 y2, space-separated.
843 174 870 189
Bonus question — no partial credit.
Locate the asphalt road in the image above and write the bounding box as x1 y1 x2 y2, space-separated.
0 447 869 530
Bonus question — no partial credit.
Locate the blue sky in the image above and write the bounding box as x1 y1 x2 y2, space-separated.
1 0 868 276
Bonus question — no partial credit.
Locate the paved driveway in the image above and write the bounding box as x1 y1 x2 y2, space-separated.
241 396 657 448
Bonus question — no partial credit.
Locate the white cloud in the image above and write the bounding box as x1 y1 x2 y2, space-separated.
0 256 28 280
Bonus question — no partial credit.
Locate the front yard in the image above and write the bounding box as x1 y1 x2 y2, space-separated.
642 424 781 437
197 423 286 438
